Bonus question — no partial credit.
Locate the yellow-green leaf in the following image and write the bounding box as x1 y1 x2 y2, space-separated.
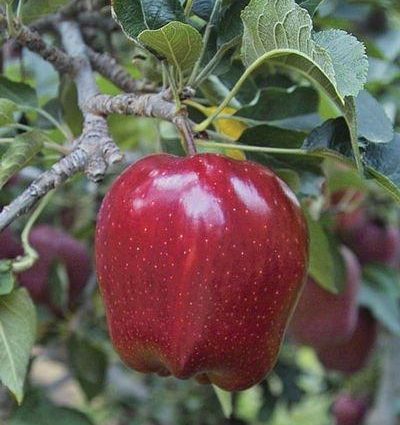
138 21 203 75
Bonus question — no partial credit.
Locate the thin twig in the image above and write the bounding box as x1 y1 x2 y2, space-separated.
86 48 153 93
0 12 74 74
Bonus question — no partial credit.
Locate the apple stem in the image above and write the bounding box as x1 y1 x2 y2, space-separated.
175 116 197 155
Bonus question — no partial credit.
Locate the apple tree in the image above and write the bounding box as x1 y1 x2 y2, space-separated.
0 0 400 424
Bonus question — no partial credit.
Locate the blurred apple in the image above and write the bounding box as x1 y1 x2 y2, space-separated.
337 207 400 266
289 246 361 349
317 309 377 375
333 393 368 425
18 225 91 311
0 228 23 259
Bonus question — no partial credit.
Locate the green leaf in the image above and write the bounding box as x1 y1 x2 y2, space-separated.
325 160 366 193
21 0 69 24
0 131 45 190
161 137 186 156
313 30 368 97
276 168 301 192
0 288 36 404
9 389 95 425
241 0 340 102
236 0 367 171
0 262 15 296
0 77 37 108
355 90 393 144
365 167 400 205
342 97 362 171
48 262 69 313
213 385 233 418
363 133 400 187
237 87 319 122
217 60 258 104
360 265 400 336
111 0 185 40
192 0 215 19
295 0 325 16
217 0 249 48
306 213 345 293
238 124 306 149
0 99 18 126
138 21 203 74
305 119 400 203
68 334 108 400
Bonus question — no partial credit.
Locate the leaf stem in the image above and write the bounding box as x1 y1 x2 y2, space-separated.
194 62 257 131
184 0 195 17
188 0 222 86
194 48 346 132
343 97 363 173
5 4 15 36
195 140 307 155
12 191 54 273
192 38 239 87
16 0 23 18
0 137 68 154
165 65 181 109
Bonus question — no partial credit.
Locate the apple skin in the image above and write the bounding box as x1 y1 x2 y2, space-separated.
337 210 400 266
333 394 368 425
96 153 309 391
18 225 92 309
289 246 361 349
0 229 23 259
317 309 377 375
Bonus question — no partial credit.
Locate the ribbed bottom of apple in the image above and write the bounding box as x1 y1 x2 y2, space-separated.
122 358 270 392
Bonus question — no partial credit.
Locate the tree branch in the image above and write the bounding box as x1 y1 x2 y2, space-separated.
0 13 74 74
84 93 197 154
26 14 146 94
0 21 122 231
84 93 177 120
0 15 198 231
86 48 153 93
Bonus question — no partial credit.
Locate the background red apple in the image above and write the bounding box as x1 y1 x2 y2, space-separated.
317 309 377 375
18 225 92 310
289 246 361 349
333 393 368 425
96 153 309 391
337 210 400 266
0 228 23 260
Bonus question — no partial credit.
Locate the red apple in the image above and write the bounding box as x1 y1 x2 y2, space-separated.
337 209 400 266
289 246 361 349
333 393 368 425
96 154 309 391
0 228 23 259
317 309 377 375
18 225 92 310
